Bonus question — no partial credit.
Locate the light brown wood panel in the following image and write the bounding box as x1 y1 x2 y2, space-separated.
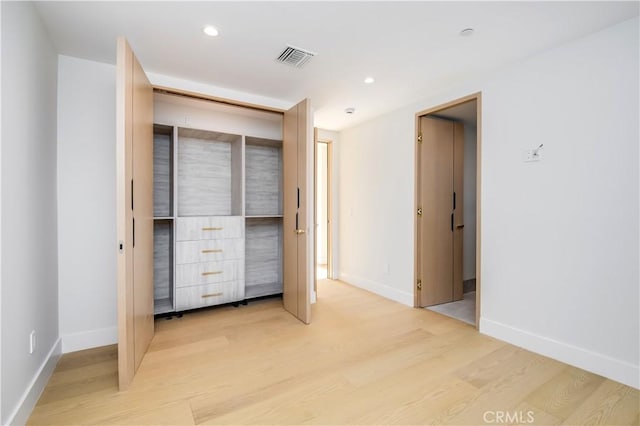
475 93 482 328
28 280 639 425
116 36 135 391
282 102 298 318
453 121 464 301
131 47 155 371
313 127 318 293
282 99 311 324
296 100 310 324
116 37 154 391
326 140 333 280
418 116 454 306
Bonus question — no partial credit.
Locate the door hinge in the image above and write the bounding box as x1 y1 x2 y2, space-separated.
417 279 422 290
417 207 423 217
417 133 423 143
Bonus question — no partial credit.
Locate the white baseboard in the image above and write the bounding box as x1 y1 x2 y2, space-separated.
339 272 413 306
62 326 117 354
6 338 61 426
480 317 639 389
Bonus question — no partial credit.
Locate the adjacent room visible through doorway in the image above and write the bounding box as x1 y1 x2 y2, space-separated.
315 139 332 280
415 94 480 327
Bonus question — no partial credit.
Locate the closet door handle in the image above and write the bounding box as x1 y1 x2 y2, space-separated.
201 249 223 254
202 271 222 276
202 227 223 231
456 224 465 229
295 229 306 235
201 292 223 298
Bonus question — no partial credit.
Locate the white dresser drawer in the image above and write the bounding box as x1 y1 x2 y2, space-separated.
175 281 244 311
176 259 244 287
176 216 244 241
176 238 244 264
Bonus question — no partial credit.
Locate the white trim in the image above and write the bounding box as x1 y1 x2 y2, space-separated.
339 271 413 307
6 338 61 426
61 326 117 354
480 317 639 389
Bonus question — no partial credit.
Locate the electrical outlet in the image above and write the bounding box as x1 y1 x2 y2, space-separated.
29 330 36 354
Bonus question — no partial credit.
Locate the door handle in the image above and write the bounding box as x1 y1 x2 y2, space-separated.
295 229 306 235
456 224 465 229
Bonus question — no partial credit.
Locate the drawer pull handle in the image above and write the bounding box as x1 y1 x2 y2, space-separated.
201 249 223 254
202 227 223 231
201 292 223 298
202 271 222 276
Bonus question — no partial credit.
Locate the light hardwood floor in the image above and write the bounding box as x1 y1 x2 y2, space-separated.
29 280 639 425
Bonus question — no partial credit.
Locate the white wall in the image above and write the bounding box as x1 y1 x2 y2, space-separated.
57 55 118 353
463 124 477 281
338 17 639 388
1 2 60 424
339 108 415 305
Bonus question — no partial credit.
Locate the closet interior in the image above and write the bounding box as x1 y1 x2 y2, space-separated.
152 92 284 314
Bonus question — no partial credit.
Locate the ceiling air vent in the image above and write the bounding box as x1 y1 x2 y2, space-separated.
276 45 316 68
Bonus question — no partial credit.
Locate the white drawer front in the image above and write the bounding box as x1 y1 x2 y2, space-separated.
176 259 244 287
175 281 244 311
176 238 244 264
176 216 244 241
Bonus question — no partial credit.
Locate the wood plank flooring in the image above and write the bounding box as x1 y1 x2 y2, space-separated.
28 280 639 425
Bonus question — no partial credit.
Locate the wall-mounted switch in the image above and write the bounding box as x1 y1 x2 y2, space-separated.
524 144 544 162
29 330 36 355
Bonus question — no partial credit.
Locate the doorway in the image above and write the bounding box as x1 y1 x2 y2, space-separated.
415 93 481 328
315 138 332 281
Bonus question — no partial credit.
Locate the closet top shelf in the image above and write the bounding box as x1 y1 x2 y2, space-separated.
245 136 282 147
178 127 241 144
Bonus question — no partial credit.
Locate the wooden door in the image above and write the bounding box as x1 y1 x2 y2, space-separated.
116 37 154 390
417 116 463 306
283 99 311 324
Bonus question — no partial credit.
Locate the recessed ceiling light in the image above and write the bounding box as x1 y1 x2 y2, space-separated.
203 25 219 37
364 77 375 84
345 107 356 114
460 28 474 37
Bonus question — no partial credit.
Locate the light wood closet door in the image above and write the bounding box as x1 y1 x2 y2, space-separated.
283 99 311 324
116 37 154 390
417 116 464 307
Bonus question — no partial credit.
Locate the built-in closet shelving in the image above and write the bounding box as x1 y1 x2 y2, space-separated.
153 124 175 314
152 93 284 314
244 136 283 299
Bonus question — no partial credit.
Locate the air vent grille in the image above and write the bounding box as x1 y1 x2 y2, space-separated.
276 46 315 68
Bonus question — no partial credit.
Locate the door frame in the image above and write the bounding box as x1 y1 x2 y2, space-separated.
314 134 333 281
414 92 482 328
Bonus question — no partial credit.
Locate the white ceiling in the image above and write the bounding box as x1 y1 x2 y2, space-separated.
33 1 638 130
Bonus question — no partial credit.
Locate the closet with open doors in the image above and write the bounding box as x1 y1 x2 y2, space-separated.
116 37 313 390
